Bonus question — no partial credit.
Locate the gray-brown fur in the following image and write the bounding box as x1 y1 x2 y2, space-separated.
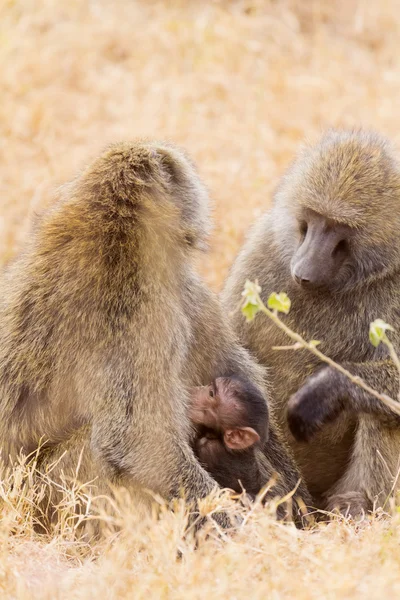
0 140 307 527
223 129 400 515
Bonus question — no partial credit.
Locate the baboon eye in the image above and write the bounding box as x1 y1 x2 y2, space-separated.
299 221 308 237
209 389 214 398
333 239 348 257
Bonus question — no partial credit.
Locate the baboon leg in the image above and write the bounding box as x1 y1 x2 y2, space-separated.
326 415 400 516
35 432 169 538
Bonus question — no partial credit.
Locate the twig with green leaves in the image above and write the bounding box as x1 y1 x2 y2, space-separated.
240 280 400 416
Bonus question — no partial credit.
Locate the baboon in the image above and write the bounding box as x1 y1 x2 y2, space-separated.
0 140 306 528
190 376 268 490
190 377 268 453
223 129 400 516
190 377 311 522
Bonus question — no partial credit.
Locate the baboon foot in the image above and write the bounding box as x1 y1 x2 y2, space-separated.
325 491 371 519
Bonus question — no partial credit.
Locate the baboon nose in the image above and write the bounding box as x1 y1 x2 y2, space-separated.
294 274 310 286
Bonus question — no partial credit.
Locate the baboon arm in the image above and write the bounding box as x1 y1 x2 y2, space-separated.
287 360 400 442
338 360 400 424
89 380 218 503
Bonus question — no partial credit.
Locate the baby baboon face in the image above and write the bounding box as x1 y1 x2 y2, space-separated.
189 376 268 462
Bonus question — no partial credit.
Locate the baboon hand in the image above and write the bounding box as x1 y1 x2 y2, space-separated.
286 367 345 442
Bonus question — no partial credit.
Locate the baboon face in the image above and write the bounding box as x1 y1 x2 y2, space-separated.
290 209 353 292
274 130 400 293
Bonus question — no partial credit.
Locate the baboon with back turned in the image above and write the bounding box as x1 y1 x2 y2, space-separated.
0 140 307 527
223 129 400 516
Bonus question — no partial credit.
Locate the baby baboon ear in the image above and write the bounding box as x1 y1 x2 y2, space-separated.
224 427 260 450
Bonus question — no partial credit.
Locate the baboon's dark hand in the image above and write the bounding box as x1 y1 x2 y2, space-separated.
286 367 345 442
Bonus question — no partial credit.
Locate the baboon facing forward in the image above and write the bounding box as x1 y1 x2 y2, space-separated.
0 140 306 526
223 129 400 515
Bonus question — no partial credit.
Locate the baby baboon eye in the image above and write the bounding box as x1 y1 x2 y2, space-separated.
209 388 214 398
184 233 195 246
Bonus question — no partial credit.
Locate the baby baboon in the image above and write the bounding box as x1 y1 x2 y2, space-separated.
223 129 400 516
190 376 268 490
0 140 305 527
190 376 311 523
190 377 268 450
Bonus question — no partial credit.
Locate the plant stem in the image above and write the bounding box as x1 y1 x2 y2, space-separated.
254 292 400 416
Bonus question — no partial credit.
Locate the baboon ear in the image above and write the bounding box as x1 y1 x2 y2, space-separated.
153 144 211 248
224 427 260 450
154 145 193 187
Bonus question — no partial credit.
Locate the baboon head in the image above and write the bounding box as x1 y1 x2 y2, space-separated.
69 140 212 256
272 130 400 292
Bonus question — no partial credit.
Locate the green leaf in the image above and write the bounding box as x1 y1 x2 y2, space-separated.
241 300 260 322
267 292 291 315
369 319 395 347
241 280 263 322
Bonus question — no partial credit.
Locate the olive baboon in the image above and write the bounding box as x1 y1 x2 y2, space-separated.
190 376 311 522
190 377 268 454
190 376 268 491
0 140 306 526
223 129 400 515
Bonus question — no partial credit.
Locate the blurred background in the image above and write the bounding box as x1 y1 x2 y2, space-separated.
1 0 398 289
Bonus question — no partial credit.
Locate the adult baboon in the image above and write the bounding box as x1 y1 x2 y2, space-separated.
0 140 306 527
223 129 400 515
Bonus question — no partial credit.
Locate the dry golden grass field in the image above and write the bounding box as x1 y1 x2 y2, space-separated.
2 0 400 598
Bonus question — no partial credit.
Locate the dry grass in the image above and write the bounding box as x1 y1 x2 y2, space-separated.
1 0 400 597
